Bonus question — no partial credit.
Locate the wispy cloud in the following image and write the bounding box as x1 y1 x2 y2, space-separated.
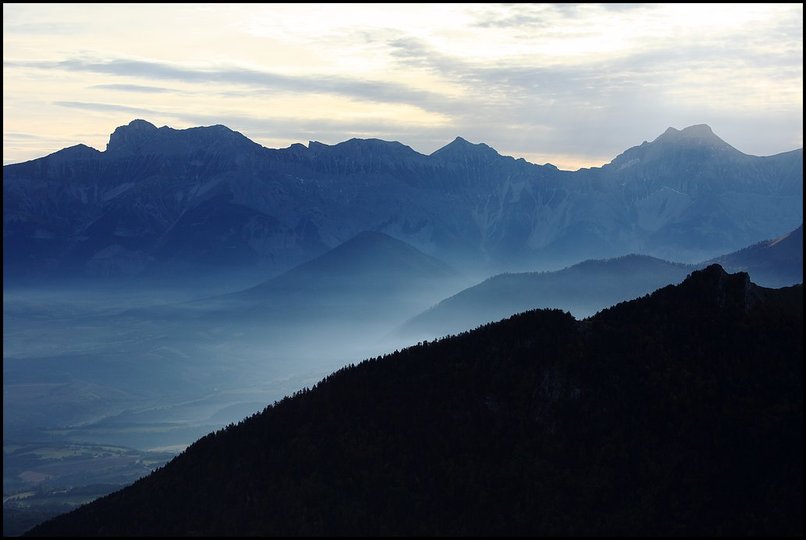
55 101 159 116
471 3 650 30
4 132 50 140
90 83 177 94
7 58 459 114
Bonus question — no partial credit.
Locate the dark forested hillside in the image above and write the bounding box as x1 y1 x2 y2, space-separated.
26 265 803 536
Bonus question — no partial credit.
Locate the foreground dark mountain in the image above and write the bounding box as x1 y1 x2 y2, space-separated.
402 224 803 340
4 121 802 281
26 266 803 536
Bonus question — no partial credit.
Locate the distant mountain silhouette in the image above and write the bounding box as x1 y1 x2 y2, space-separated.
121 230 460 325
401 254 695 339
220 230 461 322
25 266 803 536
3 121 801 281
711 224 803 287
245 230 455 295
429 136 502 164
402 224 803 340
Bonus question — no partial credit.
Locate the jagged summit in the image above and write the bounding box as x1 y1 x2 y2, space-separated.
335 138 417 152
648 263 758 316
126 118 158 130
654 124 731 148
449 136 472 145
46 143 103 161
686 263 749 287
607 123 745 172
430 136 500 161
307 138 422 160
661 124 713 137
104 120 259 156
105 119 159 153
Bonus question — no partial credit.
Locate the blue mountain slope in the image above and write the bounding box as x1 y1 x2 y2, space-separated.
710 224 803 287
401 254 695 339
401 224 803 341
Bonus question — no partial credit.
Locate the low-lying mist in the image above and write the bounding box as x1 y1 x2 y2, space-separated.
4 279 459 451
4 271 473 534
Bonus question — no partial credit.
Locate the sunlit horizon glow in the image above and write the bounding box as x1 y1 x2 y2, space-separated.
3 3 802 170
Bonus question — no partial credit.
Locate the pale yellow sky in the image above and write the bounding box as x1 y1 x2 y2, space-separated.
3 3 803 170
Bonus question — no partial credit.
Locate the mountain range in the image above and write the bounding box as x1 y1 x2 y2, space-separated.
401 224 803 340
4 120 802 282
5 120 803 536
25 265 803 536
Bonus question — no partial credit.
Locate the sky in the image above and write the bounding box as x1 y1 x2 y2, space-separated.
3 3 803 170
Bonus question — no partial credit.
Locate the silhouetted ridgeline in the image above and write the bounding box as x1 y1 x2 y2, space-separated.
26 265 803 536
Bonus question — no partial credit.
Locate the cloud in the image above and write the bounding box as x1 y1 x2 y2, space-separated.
90 83 176 94
469 3 650 30
382 31 802 160
55 101 160 116
2 21 86 35
4 132 50 140
470 4 575 30
7 57 459 114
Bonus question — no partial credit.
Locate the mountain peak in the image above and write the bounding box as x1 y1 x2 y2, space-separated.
106 119 159 154
242 229 456 299
430 136 500 161
311 230 453 276
126 118 158 131
304 138 422 163
608 123 742 169
47 143 103 161
104 119 259 156
684 263 752 290
654 124 729 147
676 264 756 312
334 138 419 156
680 124 714 136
